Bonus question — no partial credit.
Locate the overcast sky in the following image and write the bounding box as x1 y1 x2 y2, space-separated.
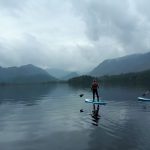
0 0 150 72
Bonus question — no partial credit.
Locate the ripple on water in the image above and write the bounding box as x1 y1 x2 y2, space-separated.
1 85 150 150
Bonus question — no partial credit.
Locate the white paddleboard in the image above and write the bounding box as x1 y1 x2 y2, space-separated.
138 97 150 101
85 99 107 105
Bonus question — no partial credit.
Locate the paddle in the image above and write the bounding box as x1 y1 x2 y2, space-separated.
79 94 84 97
79 94 84 112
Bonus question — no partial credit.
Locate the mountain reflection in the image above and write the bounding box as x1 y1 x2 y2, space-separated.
0 84 56 106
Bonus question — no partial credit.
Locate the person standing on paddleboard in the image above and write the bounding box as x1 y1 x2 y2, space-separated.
91 80 99 102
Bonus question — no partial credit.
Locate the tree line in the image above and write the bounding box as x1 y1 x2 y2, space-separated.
68 70 150 87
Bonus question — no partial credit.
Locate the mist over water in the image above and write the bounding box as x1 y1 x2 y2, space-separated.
0 84 150 150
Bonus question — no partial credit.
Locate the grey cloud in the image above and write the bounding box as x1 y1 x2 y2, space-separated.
71 0 150 54
0 0 150 72
0 34 92 72
0 0 28 17
136 0 150 19
0 34 51 67
0 0 24 8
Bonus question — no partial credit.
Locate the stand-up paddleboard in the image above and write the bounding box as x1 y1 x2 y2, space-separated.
138 97 150 101
85 99 107 105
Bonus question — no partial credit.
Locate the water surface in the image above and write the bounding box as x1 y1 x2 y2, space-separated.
0 84 150 150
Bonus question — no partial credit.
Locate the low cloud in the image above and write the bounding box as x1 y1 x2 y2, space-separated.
0 0 150 72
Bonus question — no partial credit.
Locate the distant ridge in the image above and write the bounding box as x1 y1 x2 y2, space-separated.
61 72 79 80
46 68 79 80
46 68 71 79
0 64 56 84
90 52 150 77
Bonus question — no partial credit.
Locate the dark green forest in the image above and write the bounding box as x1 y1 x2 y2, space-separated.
68 70 150 87
99 70 150 86
68 75 97 87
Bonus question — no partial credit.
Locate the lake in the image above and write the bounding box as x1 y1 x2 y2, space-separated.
0 83 150 150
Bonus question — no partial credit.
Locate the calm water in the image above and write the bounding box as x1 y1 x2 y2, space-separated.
0 83 150 150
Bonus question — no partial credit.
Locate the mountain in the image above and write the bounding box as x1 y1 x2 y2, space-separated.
61 72 79 80
0 64 56 84
46 68 71 79
90 52 150 77
99 69 150 86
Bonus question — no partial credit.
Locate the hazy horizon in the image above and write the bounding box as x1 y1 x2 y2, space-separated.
0 0 150 72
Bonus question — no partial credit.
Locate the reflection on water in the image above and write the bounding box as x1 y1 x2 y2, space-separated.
0 84 56 106
91 104 100 126
0 84 150 150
